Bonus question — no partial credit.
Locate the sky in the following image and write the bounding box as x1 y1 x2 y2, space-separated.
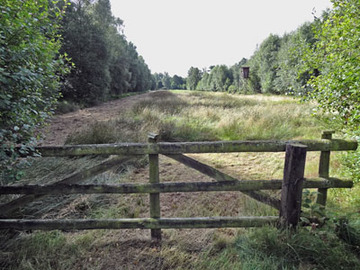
110 0 332 77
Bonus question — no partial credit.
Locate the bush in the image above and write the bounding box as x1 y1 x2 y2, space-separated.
0 0 69 183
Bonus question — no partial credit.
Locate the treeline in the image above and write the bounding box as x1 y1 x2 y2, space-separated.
153 72 186 90
185 22 317 95
186 58 248 93
247 22 317 95
1 0 155 179
59 0 153 106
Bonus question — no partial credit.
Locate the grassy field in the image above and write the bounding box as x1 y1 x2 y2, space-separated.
1 91 360 270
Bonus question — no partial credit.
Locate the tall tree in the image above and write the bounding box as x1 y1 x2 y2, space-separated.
162 72 171 89
61 0 110 105
186 67 202 90
248 34 282 93
109 30 132 96
212 65 233 91
196 72 212 91
61 0 152 104
275 23 317 95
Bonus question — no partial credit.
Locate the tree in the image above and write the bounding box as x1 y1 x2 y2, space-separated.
162 72 171 89
195 65 233 92
0 0 68 181
196 72 211 91
60 0 152 103
306 0 360 129
186 67 202 90
248 34 282 93
171 75 186 89
153 73 164 89
273 22 320 95
210 65 233 91
60 0 111 105
109 31 132 96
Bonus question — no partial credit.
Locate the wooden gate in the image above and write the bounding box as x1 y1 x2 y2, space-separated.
0 131 356 241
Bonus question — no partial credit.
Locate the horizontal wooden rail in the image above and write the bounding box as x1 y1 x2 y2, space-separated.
37 139 357 157
0 216 279 230
0 178 352 195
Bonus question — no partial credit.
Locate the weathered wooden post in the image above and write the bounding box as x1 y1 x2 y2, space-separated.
148 133 162 241
280 143 307 228
316 131 335 206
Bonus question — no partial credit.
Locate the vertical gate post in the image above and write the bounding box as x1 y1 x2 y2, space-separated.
148 133 162 241
280 144 307 228
316 131 335 206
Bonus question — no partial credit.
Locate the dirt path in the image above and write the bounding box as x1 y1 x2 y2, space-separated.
40 92 153 146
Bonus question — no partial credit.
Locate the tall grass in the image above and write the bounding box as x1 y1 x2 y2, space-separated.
128 91 323 142
2 231 82 270
231 226 360 270
67 91 324 145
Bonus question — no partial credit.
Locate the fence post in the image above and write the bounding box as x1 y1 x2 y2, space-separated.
316 131 335 207
280 143 307 228
148 133 162 241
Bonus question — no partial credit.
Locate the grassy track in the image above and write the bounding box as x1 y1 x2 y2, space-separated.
1 91 359 270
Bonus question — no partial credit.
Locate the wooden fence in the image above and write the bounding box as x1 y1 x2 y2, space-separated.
0 131 357 240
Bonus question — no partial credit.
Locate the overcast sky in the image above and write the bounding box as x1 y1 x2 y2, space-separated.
110 0 332 77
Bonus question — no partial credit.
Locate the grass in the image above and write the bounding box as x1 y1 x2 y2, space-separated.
2 90 359 270
65 91 324 144
3 225 359 270
126 91 323 142
2 231 82 270
232 226 360 270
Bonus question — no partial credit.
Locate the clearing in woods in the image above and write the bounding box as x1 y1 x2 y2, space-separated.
3 91 335 269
